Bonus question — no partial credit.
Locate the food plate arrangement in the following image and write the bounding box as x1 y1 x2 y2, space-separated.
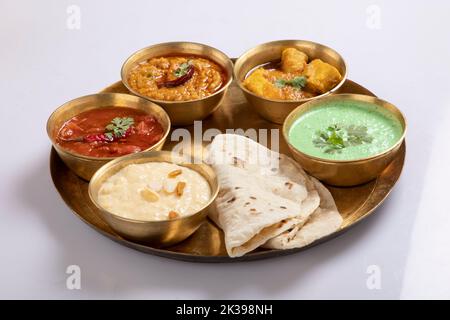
48 41 406 262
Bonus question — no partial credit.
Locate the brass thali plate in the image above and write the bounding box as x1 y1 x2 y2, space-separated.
50 78 405 262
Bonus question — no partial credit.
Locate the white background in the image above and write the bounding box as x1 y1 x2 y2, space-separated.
1 0 449 299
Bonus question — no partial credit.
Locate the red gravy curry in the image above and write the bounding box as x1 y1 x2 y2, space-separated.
56 107 164 158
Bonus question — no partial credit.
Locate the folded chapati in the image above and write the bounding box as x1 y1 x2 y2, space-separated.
263 177 343 249
206 134 321 257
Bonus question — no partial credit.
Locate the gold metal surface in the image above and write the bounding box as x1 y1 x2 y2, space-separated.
234 40 347 124
46 93 171 181
50 79 405 262
88 151 219 247
121 42 234 126
283 94 407 186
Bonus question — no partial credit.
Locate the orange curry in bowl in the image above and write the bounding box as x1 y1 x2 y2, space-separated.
243 48 342 101
127 55 227 101
56 107 164 158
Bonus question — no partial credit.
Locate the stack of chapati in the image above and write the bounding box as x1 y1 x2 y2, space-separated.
206 134 343 257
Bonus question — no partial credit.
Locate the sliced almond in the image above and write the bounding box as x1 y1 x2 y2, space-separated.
176 181 186 197
168 169 182 178
168 211 179 219
140 187 160 202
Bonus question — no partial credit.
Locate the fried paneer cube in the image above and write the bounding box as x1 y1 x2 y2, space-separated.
243 68 283 99
303 59 342 94
281 48 308 73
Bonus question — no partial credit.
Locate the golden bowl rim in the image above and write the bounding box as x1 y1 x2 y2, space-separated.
233 39 348 103
87 150 220 224
46 92 172 161
120 41 234 104
282 93 407 164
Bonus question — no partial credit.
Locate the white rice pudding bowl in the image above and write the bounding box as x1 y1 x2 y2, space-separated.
98 162 212 221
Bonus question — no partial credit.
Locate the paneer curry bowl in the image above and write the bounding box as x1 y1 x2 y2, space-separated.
234 40 347 124
121 42 234 126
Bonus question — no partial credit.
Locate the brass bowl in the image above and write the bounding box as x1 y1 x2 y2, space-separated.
88 151 219 247
121 42 234 126
283 94 407 186
234 40 347 124
47 93 171 181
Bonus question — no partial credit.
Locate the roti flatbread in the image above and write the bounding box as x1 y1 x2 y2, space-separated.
263 177 343 249
207 134 320 257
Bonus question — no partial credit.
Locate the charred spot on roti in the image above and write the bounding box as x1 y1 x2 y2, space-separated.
227 197 236 203
244 202 251 207
250 196 256 200
232 156 245 168
285 182 293 190
280 206 287 209
274 221 284 228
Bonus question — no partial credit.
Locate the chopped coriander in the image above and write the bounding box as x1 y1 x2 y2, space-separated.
313 124 373 154
275 79 287 88
174 61 192 78
105 117 134 139
274 76 307 89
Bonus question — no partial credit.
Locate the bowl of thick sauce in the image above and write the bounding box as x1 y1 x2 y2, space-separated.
121 42 233 126
283 94 406 186
88 151 219 247
234 40 347 124
47 93 171 180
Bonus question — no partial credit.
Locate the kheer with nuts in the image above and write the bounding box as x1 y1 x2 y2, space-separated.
97 162 211 221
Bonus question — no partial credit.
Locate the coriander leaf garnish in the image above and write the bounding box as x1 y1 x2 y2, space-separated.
275 79 287 88
174 61 192 78
274 76 307 89
159 61 194 88
290 76 307 89
313 125 346 154
345 125 374 146
313 124 373 154
105 117 134 139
